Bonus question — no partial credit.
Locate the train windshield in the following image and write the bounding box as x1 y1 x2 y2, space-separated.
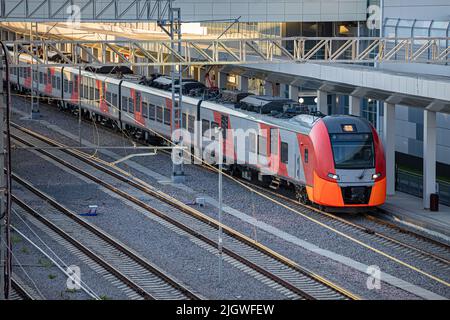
330 133 375 169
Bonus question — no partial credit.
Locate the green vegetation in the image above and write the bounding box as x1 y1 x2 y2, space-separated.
48 274 57 280
11 234 22 244
21 247 29 254
100 295 111 300
38 258 53 268
66 288 78 294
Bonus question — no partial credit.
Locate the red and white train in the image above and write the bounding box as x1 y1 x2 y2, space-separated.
6 52 386 209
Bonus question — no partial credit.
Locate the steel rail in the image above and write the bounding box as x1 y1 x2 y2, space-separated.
10 277 34 300
12 194 156 300
234 178 450 273
11 124 358 300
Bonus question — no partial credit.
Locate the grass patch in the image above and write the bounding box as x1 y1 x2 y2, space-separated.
11 234 22 244
21 247 29 254
48 274 57 280
100 295 111 300
66 288 78 294
38 258 53 268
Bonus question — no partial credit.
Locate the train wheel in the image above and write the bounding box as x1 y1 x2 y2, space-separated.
295 185 310 205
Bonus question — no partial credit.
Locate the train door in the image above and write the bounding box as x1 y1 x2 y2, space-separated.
270 128 279 175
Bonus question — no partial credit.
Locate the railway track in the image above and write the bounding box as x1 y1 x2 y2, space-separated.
12 182 200 300
11 123 358 300
10 278 34 300
232 180 450 284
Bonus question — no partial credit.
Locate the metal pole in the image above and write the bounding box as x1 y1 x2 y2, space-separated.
218 127 223 285
169 5 184 183
0 40 5 300
0 40 11 300
78 66 82 147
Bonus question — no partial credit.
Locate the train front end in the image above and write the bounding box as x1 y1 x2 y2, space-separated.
308 116 386 210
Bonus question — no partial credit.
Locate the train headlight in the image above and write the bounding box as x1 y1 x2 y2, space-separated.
328 173 340 181
372 173 381 180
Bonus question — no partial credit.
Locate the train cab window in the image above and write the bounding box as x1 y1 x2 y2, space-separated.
164 108 171 125
112 94 118 107
156 106 163 122
202 119 210 138
148 104 155 120
142 102 148 118
64 79 68 93
121 96 128 111
128 98 134 114
258 135 267 157
304 149 309 164
249 132 256 153
330 133 374 169
188 115 195 133
281 142 289 164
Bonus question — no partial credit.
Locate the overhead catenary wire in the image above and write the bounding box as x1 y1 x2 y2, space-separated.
10 225 100 300
0 235 45 300
11 208 101 299
8 56 450 288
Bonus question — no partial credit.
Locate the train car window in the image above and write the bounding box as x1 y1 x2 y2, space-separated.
39 72 43 84
142 102 148 118
83 85 88 98
258 135 267 157
95 88 100 101
69 81 73 94
44 73 48 84
270 128 278 155
202 119 210 137
209 122 218 141
148 104 155 120
121 96 128 111
90 87 94 101
281 142 289 164
249 132 256 153
188 115 195 133
64 79 68 93
128 98 134 114
106 92 112 104
52 76 56 88
182 113 187 129
112 94 118 107
164 108 171 125
156 106 163 122
57 78 61 90
304 149 309 163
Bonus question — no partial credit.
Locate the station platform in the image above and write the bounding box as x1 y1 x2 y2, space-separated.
377 192 450 240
